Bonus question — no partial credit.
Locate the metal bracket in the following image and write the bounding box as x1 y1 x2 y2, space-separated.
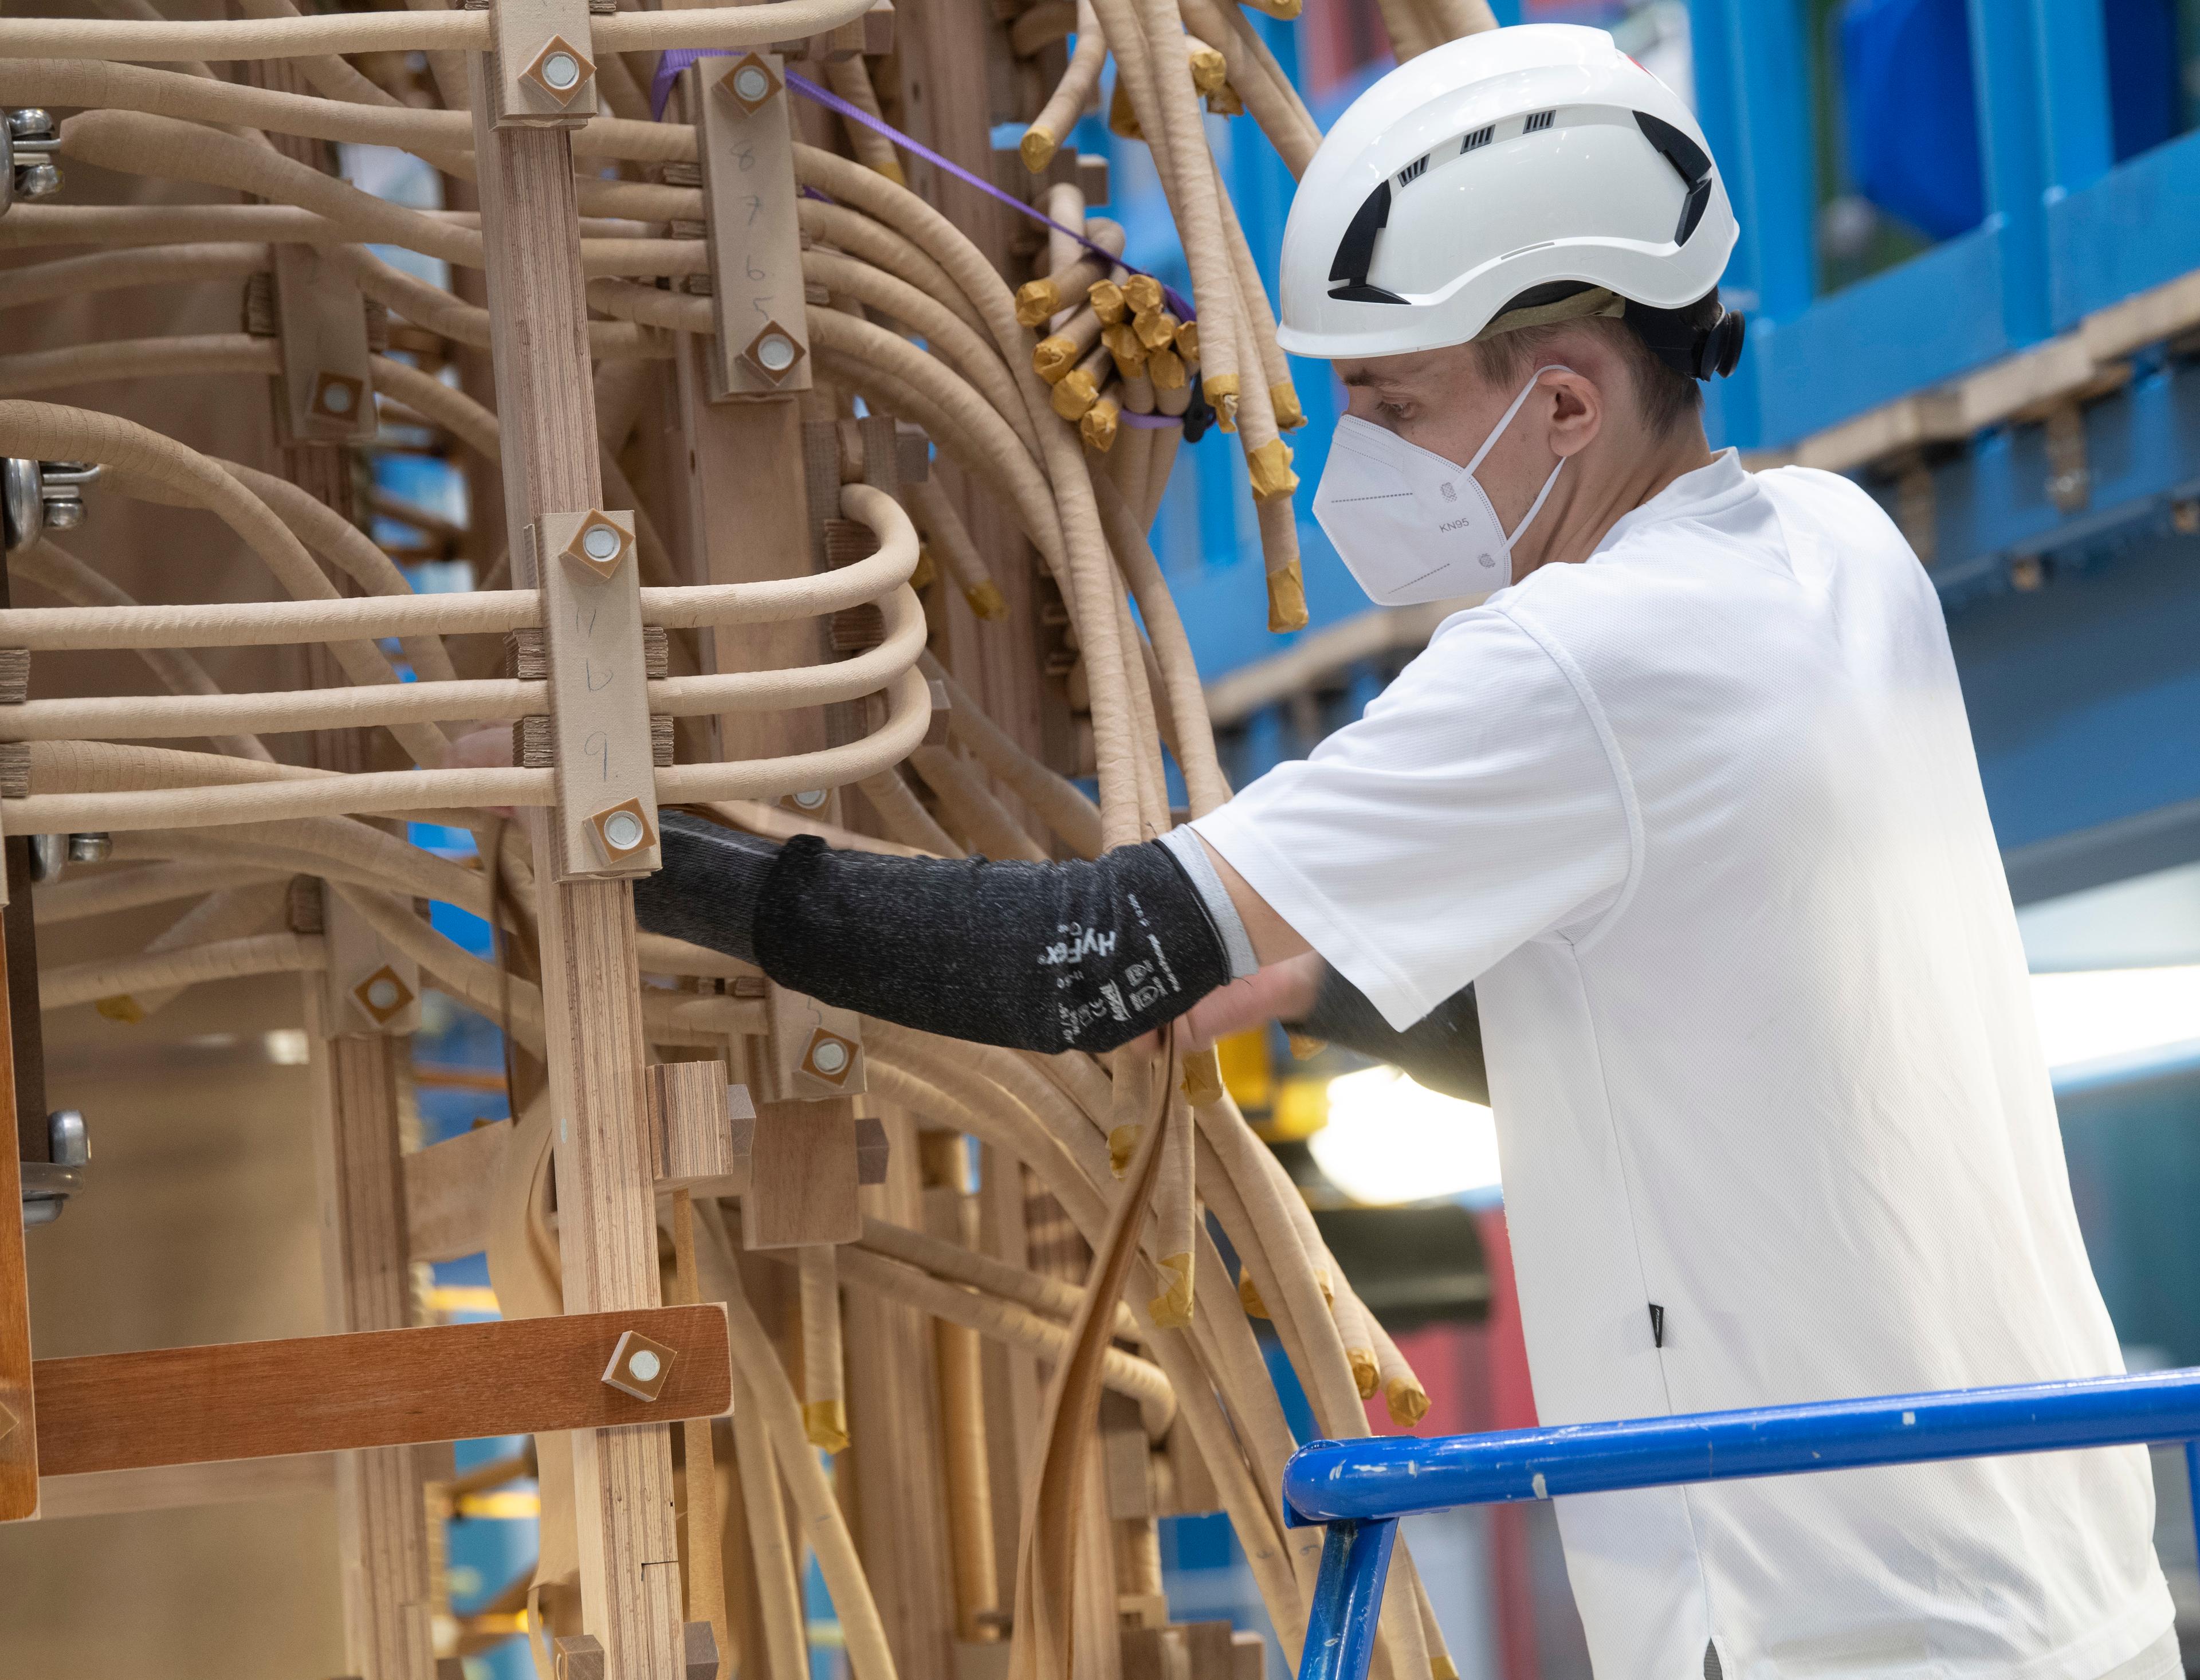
0 111 61 215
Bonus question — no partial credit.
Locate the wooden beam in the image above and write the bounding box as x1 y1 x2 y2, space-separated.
34 1304 732 1478
404 1119 514 1265
469 44 688 1678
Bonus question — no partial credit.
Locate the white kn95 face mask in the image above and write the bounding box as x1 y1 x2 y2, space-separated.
1312 365 1572 606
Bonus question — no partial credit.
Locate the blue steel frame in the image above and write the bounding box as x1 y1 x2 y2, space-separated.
1283 1368 2200 1680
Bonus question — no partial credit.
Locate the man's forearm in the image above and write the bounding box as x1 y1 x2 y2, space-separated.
635 810 1239 1055
1290 964 1488 1105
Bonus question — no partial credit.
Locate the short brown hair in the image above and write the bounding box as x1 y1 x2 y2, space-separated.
1469 290 1716 439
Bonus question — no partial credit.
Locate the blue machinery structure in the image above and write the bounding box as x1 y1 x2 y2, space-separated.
1281 1368 2200 1680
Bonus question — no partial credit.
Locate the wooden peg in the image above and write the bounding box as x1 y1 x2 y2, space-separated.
741 1100 861 1249
682 1622 721 1680
553 1634 607 1680
646 1061 754 1195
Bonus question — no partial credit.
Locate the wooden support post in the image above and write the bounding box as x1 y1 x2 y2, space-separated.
306 974 439 1680
843 1112 958 1680
469 40 686 1680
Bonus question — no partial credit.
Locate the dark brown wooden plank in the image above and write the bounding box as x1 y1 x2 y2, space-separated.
34 1303 730 1478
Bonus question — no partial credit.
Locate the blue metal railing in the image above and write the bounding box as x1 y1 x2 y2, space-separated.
1282 1367 2200 1680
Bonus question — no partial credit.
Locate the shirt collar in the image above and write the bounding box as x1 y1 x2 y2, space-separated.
1589 448 1753 560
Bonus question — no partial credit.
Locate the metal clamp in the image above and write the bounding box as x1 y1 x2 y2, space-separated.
1 109 61 214
22 1109 88 1228
3 459 101 554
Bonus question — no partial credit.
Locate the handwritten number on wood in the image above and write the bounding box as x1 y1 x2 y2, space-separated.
583 730 610 783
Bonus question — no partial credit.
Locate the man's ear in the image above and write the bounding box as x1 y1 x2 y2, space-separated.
1546 369 1603 459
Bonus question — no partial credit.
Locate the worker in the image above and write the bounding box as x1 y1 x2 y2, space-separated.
637 25 2175 1680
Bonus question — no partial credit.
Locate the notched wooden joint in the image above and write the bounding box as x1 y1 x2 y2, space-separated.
559 509 635 582
586 796 657 863
553 1634 606 1680
351 963 416 1028
601 1328 677 1402
717 50 783 115
683 1621 720 1680
740 319 807 386
522 34 596 107
855 1113 889 1185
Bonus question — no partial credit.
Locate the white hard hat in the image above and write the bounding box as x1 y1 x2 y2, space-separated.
1276 24 1741 364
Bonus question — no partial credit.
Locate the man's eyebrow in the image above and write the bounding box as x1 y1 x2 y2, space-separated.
1339 369 1412 390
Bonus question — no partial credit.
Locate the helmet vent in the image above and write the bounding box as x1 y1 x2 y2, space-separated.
1523 109 1555 134
1396 155 1428 188
1458 125 1494 154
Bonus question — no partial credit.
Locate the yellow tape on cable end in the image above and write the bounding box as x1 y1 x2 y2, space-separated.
1109 78 1144 141
802 1400 850 1455
1238 1270 1269 1320
1081 398 1119 454
964 579 1009 621
1148 1251 1195 1329
96 995 145 1024
1108 1123 1141 1179
1015 278 1063 329
1034 334 1080 383
870 156 907 188
1205 371 1242 433
1179 1044 1225 1106
1089 279 1128 325
1384 1375 1431 1428
1051 370 1099 421
1020 125 1059 174
1248 438 1299 502
1348 1347 1380 1400
1267 559 1309 633
1271 380 1306 430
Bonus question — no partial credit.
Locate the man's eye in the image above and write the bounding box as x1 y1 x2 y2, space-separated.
1378 402 1412 424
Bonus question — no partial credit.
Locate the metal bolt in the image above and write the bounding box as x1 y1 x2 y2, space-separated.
791 788 828 811
365 976 402 1011
48 1110 87 1168
582 523 621 562
6 111 53 140
66 833 111 864
15 162 60 200
317 379 355 415
755 332 796 372
627 1348 661 1383
41 496 82 531
2 457 40 554
26 833 64 884
732 65 771 103
541 50 582 90
810 1037 849 1076
603 810 645 851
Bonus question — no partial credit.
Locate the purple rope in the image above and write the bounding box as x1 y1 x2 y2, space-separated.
1119 410 1183 429
649 51 1194 320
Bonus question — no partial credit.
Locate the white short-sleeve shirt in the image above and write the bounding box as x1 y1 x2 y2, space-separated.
1193 452 2172 1680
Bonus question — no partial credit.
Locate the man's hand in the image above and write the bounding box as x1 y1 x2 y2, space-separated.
1170 952 1325 1051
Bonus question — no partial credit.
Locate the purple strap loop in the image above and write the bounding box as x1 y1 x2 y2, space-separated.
648 50 1194 321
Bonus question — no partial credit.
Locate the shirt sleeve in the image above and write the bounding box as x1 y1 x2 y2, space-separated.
1189 605 1633 1030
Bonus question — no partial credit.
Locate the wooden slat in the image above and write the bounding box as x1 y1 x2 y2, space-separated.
0 949 33 1520
33 1303 732 1478
404 1120 513 1264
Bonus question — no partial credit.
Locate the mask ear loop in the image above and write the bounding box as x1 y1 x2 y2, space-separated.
1464 364 1574 549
